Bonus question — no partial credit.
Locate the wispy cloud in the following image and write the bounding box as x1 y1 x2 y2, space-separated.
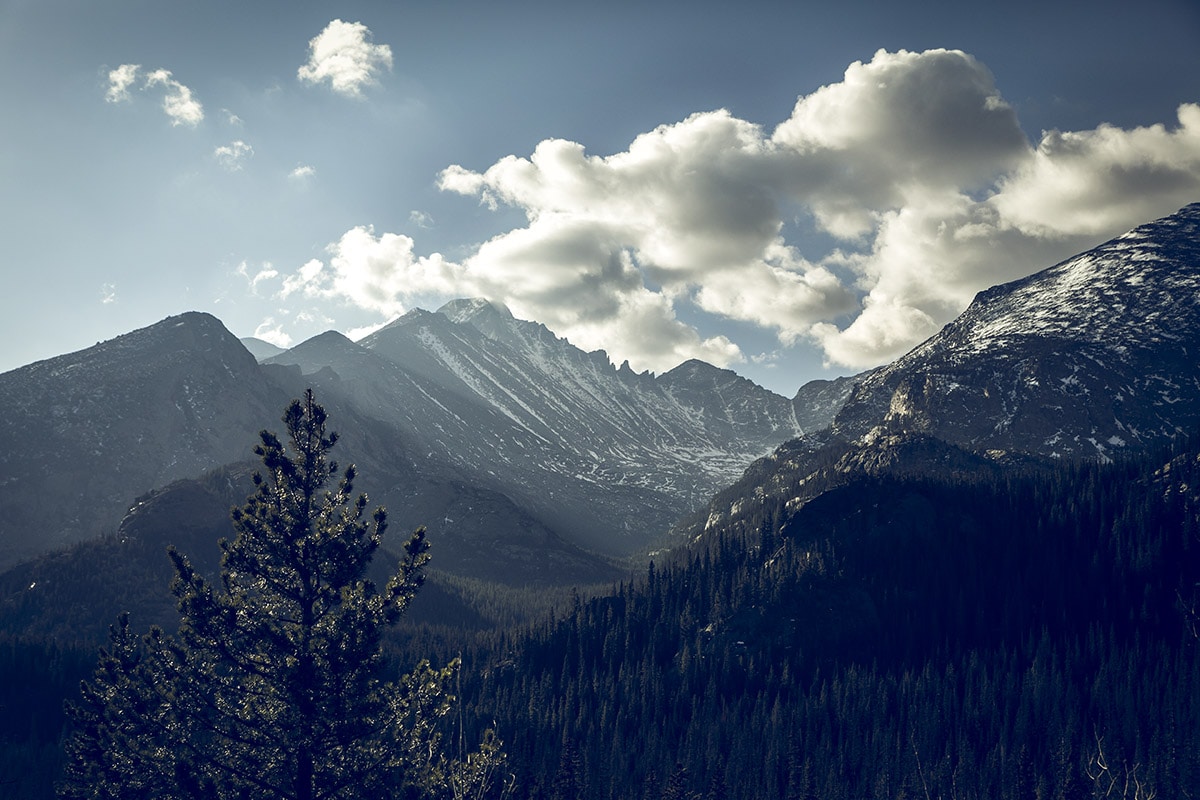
252 318 292 349
100 283 117 304
214 140 254 171
274 48 1200 373
297 19 392 98
290 165 316 180
236 261 279 294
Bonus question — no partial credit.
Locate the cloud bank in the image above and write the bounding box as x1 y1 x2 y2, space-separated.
275 48 1200 373
297 19 393 97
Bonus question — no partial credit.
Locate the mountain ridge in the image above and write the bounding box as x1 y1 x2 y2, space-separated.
0 302 811 576
273 296 808 557
0 312 292 568
834 201 1200 459
682 201 1200 543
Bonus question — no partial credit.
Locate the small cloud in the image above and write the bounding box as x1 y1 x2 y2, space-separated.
275 226 460 322
345 320 389 341
224 109 243 126
143 68 204 126
297 19 393 98
236 261 279 294
214 140 254 171
408 210 433 229
290 164 316 180
105 64 140 103
253 318 292 349
100 283 117 304
280 258 327 300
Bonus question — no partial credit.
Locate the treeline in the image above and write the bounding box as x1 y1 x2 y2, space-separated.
453 441 1200 799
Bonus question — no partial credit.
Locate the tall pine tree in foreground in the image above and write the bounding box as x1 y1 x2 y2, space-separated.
62 390 506 800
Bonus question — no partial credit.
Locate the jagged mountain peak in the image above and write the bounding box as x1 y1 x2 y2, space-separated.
287 329 358 352
661 359 780 398
2 310 257 389
260 295 806 557
263 329 369 377
437 297 513 325
662 358 737 381
368 307 443 335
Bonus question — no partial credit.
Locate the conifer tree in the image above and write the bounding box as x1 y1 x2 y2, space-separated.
61 390 504 800
60 614 168 800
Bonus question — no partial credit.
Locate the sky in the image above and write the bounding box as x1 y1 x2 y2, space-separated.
2 1 1200 396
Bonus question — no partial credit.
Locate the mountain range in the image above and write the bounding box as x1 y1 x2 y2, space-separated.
0 296 813 581
1 203 1198 592
2 203 1199 800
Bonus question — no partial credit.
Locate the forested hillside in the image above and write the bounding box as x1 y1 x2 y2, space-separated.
448 436 1200 799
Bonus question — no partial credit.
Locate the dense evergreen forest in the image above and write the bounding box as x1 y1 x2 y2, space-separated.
3 436 1199 798
446 439 1200 799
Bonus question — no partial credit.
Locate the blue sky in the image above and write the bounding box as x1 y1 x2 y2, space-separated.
2 0 1199 395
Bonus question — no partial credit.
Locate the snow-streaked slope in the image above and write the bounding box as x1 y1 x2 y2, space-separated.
834 202 1200 460
269 300 804 556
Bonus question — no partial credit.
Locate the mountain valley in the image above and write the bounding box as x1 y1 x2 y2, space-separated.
2 203 1200 799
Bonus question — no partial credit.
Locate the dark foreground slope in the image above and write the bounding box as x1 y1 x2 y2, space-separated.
449 203 1200 799
8 437 1197 800
457 438 1200 800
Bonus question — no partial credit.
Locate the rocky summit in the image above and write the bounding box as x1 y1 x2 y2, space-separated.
834 202 1200 461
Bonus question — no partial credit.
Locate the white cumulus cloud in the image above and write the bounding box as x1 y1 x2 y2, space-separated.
273 48 1200 376
297 19 393 98
279 226 458 319
992 103 1200 238
253 318 292 349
